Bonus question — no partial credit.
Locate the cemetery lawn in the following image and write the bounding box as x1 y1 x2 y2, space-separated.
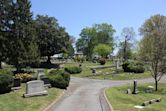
105 83 166 111
0 84 63 111
64 62 152 80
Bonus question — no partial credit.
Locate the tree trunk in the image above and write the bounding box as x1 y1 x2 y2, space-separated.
124 37 127 62
155 80 158 91
16 65 21 73
47 56 51 64
0 61 2 69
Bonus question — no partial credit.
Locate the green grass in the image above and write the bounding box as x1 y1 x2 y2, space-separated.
0 84 63 111
105 83 166 111
64 62 152 80
89 71 151 80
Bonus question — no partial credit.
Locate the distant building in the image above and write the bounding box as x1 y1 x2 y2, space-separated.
74 52 84 58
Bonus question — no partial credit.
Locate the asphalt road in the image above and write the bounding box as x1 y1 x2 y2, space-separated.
49 76 166 111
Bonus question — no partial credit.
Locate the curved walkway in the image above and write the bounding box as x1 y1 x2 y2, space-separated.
48 76 166 111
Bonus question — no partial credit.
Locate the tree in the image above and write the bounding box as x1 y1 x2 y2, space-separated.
93 44 112 58
117 41 132 59
120 27 135 62
78 27 97 60
35 15 70 63
6 0 39 71
66 36 75 57
139 14 166 91
0 0 11 68
76 23 115 60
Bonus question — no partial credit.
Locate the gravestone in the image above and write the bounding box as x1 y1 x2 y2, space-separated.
92 69 96 75
149 99 156 104
145 86 154 93
142 101 149 106
40 77 51 88
37 69 45 79
116 59 120 70
126 88 131 94
12 78 21 90
156 98 161 102
23 80 48 97
132 80 139 94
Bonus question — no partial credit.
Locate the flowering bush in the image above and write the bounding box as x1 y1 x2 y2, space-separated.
15 73 32 83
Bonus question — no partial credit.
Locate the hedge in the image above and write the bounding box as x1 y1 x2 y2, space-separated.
122 61 145 73
48 69 70 89
0 74 13 94
65 66 82 74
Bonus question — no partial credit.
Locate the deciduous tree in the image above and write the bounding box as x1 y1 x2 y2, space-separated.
139 14 166 91
35 15 70 63
76 23 115 60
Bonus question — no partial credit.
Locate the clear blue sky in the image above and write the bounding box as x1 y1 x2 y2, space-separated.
31 0 166 41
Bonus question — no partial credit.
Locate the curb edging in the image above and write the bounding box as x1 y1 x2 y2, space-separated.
103 88 114 111
42 90 66 111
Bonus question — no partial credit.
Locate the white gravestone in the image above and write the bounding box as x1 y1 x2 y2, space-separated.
116 59 120 70
23 80 48 97
37 69 45 79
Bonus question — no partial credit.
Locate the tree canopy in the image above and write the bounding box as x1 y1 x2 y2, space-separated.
35 15 71 63
139 14 166 91
93 44 112 58
0 0 39 70
76 23 115 60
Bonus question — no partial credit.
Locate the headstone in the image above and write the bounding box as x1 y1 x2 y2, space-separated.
79 64 82 67
149 99 156 104
134 105 144 109
40 77 51 88
145 85 154 93
156 98 161 102
116 59 120 70
142 101 149 106
92 69 96 75
132 80 139 94
126 88 131 94
23 80 48 97
12 78 21 90
37 69 45 79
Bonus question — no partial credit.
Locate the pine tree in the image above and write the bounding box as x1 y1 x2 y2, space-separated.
0 0 12 68
7 0 39 71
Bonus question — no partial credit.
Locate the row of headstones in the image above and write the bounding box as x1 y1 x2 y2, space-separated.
91 59 121 75
127 80 155 95
12 69 51 98
142 98 161 106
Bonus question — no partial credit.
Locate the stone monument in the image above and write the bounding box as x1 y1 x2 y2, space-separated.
12 78 21 90
37 69 45 79
23 80 48 97
132 80 139 94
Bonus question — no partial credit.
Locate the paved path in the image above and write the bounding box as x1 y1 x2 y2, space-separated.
49 76 166 111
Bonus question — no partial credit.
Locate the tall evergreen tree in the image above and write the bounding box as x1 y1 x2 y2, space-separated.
7 0 39 71
0 0 12 68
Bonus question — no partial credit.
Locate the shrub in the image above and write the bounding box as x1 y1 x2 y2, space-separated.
65 66 82 74
15 73 32 83
122 61 145 73
48 69 70 89
0 69 13 75
0 74 13 94
99 58 106 65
